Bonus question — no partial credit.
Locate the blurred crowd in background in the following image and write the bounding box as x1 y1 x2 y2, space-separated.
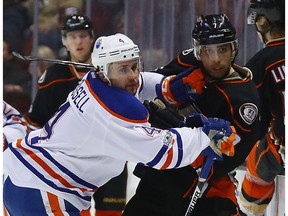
3 0 261 116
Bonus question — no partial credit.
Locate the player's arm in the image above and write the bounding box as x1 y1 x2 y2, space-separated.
103 106 235 170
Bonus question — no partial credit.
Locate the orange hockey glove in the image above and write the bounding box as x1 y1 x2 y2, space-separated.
157 67 206 107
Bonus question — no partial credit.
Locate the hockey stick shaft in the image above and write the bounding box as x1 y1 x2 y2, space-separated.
68 65 82 80
184 156 214 216
12 51 95 69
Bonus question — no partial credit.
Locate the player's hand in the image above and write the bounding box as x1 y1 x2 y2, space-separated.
203 117 236 157
158 67 206 106
144 98 184 129
185 113 235 157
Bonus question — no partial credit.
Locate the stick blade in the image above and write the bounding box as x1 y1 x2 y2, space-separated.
12 52 38 61
12 52 26 60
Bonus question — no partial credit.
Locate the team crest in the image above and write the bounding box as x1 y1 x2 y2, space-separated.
95 39 103 49
163 131 173 147
239 103 258 125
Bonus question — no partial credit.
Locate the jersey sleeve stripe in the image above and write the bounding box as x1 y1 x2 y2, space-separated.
8 142 92 201
29 143 97 190
160 146 173 169
15 140 93 193
170 129 183 167
146 144 169 167
46 192 64 216
146 129 184 169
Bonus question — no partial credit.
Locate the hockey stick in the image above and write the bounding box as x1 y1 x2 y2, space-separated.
184 148 222 216
12 51 95 69
68 64 82 80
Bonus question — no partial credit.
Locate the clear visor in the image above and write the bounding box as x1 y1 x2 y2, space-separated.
197 41 235 60
107 57 141 80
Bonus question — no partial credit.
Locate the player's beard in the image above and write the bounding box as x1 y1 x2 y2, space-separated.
126 83 139 95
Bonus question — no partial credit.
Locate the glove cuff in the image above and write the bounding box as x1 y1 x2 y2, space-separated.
157 75 182 107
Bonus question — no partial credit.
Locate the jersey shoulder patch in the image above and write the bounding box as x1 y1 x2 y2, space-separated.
239 103 258 125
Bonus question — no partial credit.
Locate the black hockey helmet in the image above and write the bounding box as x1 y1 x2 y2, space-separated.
247 0 285 25
192 14 238 60
192 14 236 46
61 14 93 37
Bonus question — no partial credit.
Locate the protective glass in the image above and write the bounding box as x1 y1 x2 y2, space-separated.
199 42 233 61
107 58 141 80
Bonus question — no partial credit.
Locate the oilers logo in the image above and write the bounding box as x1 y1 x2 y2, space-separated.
95 39 102 49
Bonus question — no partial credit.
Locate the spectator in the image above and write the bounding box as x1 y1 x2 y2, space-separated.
35 45 57 78
3 39 32 94
23 0 84 57
3 84 32 116
3 0 31 53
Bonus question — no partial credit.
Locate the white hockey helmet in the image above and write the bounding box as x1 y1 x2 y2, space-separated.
92 33 140 80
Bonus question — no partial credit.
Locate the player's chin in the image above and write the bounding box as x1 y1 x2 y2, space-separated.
209 69 229 79
126 86 137 95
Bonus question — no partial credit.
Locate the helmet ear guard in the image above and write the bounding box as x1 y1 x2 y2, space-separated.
91 33 140 81
62 37 67 47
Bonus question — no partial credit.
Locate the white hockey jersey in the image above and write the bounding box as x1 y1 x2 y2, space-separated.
4 71 210 211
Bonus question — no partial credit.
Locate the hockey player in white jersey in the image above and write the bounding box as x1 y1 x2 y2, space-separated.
4 33 236 215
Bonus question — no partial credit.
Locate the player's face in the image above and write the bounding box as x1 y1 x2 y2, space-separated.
108 59 140 95
199 43 233 79
64 30 94 63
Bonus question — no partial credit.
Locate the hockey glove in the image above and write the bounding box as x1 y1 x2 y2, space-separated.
144 98 184 129
156 67 205 107
185 113 235 157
